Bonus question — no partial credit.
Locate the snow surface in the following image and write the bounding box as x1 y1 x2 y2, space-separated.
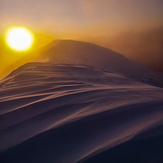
0 40 163 162
0 62 163 163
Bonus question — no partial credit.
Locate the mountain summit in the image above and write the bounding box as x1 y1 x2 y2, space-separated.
37 40 162 85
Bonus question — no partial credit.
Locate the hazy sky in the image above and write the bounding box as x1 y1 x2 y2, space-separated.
0 0 163 73
1 0 163 33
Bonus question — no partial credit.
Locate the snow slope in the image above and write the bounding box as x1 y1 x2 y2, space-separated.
38 40 163 86
0 62 163 163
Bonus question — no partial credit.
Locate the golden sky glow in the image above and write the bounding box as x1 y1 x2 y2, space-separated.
0 0 163 78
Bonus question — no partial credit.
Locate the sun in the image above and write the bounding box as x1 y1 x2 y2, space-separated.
6 28 33 51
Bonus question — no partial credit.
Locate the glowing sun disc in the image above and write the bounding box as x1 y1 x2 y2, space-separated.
6 28 33 51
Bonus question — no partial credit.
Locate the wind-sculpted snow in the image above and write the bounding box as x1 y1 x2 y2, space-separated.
0 63 163 163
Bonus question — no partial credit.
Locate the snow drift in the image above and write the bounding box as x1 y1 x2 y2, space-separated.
0 40 163 163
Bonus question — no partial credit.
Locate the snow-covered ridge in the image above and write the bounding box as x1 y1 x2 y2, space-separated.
37 40 163 86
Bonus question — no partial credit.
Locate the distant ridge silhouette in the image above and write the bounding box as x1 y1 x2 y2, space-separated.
37 40 163 86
